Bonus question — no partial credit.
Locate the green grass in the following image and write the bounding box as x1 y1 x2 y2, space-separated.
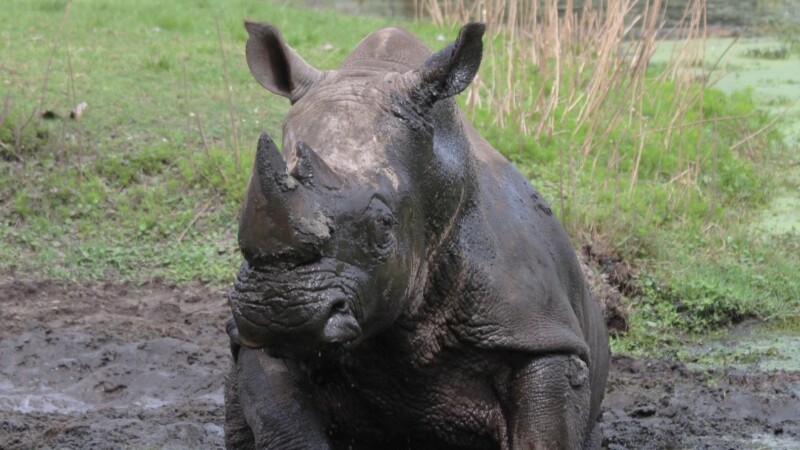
1 0 798 346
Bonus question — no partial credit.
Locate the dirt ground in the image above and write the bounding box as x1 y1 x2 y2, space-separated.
1 275 798 449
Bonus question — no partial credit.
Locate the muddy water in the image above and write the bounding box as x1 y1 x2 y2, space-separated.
601 354 800 449
683 327 800 372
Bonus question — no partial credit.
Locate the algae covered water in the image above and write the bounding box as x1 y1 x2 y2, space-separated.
300 0 798 29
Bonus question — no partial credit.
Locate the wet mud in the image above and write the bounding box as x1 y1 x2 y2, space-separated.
0 276 230 449
601 355 800 449
1 275 798 449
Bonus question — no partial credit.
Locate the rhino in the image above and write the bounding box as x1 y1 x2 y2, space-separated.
225 20 610 450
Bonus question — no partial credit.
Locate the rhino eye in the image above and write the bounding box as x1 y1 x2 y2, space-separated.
374 215 396 247
376 215 396 232
367 214 395 260
363 198 396 260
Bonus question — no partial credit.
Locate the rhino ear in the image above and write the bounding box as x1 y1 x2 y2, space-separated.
407 22 485 104
244 21 323 103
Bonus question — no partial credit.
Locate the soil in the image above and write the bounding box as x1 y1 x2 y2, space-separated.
1 274 798 449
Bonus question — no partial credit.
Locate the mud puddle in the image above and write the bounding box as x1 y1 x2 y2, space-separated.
682 326 800 373
601 321 800 449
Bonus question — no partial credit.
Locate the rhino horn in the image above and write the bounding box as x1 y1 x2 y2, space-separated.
290 141 342 190
398 22 485 108
255 131 297 195
238 132 331 265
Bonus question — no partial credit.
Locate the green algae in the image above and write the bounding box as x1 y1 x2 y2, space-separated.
682 327 800 372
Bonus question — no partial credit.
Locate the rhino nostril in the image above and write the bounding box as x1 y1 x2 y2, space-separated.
322 300 360 344
331 299 348 314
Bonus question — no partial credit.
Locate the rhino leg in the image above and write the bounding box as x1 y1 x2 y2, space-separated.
224 360 256 449
506 354 595 450
225 346 331 450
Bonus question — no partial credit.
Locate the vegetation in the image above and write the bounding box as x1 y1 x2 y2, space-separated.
419 0 799 348
1 0 797 349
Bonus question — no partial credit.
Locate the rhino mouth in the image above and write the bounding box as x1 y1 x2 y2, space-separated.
229 260 364 353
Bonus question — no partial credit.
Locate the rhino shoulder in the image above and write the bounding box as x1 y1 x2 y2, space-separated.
434 172 598 359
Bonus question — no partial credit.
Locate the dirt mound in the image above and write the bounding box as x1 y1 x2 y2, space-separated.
580 243 631 334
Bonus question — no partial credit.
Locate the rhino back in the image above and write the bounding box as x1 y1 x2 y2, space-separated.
340 27 432 72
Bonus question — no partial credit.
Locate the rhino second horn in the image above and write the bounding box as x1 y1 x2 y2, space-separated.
289 141 314 186
289 141 342 190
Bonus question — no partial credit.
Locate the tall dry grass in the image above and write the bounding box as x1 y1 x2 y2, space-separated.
418 0 717 232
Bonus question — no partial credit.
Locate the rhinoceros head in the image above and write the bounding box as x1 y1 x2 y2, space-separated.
229 21 484 358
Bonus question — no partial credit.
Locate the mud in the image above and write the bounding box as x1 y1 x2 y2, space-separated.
0 275 230 449
1 275 798 449
601 355 800 449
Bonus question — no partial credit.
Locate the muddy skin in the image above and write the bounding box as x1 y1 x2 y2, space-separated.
225 22 609 449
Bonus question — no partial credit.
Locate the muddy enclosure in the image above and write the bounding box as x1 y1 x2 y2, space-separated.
1 274 798 449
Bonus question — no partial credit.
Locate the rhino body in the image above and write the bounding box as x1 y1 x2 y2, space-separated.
225 21 609 449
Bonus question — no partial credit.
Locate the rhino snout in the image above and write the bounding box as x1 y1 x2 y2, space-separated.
230 289 362 351
322 299 361 344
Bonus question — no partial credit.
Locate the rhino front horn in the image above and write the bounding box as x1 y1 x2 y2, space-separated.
255 132 297 194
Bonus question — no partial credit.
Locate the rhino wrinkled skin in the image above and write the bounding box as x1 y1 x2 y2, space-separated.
224 20 610 450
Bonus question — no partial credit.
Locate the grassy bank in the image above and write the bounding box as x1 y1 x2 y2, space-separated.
1 0 797 348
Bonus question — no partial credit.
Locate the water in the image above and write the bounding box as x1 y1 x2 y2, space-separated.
649 33 800 238
0 381 91 414
682 330 800 372
298 0 416 18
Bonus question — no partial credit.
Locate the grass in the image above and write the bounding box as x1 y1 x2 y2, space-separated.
1 0 798 347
